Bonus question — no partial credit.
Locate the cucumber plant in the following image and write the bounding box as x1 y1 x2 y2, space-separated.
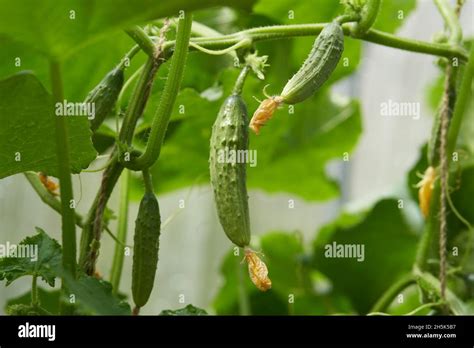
0 0 472 317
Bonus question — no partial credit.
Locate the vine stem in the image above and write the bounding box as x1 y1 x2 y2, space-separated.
122 12 193 171
435 0 463 304
110 169 130 295
434 0 462 44
232 65 251 95
162 23 468 62
351 0 381 36
438 64 455 302
125 26 156 58
370 274 415 313
447 44 474 156
49 60 77 279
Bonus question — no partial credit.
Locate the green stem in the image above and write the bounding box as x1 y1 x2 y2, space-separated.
31 275 38 306
434 0 462 43
232 65 251 95
118 57 161 145
49 60 76 279
362 29 466 61
122 12 193 171
125 26 156 58
110 170 130 295
370 274 415 313
142 168 154 193
351 0 381 36
447 44 474 156
79 154 124 274
162 23 467 61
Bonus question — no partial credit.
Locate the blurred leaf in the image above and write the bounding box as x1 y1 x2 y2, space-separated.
6 304 50 316
372 0 417 34
385 284 428 315
0 0 256 59
61 272 131 315
0 228 61 287
0 73 96 178
213 231 354 315
159 304 207 315
6 288 61 315
312 199 419 313
253 0 341 24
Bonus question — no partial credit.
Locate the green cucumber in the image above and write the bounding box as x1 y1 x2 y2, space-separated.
86 66 124 131
280 21 344 104
132 190 161 308
209 94 251 248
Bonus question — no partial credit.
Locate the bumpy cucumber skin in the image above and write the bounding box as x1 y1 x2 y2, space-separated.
209 95 251 248
281 22 344 104
87 67 124 131
132 192 161 308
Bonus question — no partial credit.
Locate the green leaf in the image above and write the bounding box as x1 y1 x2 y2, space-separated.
5 288 61 315
0 0 256 60
159 304 208 316
312 199 419 313
140 68 361 201
372 0 417 34
0 228 62 287
6 304 49 316
61 272 131 315
0 72 96 179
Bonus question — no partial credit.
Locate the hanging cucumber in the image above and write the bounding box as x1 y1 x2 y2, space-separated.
209 93 251 248
86 66 124 131
131 170 161 311
250 21 344 134
210 66 271 291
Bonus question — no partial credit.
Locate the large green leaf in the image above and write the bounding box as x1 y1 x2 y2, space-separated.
0 228 62 287
142 68 361 201
0 0 256 59
312 199 419 313
0 72 96 178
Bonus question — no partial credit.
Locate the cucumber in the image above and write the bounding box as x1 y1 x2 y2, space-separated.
132 191 161 308
209 94 251 247
86 66 124 131
280 21 344 104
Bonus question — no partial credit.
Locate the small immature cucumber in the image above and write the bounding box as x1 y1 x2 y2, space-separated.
132 191 161 308
86 67 124 131
280 21 344 104
209 94 251 248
